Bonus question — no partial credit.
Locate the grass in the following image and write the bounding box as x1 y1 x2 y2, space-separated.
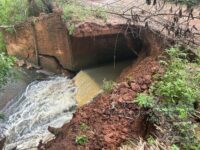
62 2 107 22
0 0 28 25
62 1 107 35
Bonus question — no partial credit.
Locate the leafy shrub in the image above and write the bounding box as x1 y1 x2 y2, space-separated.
102 79 115 92
135 47 200 149
0 53 15 87
0 33 6 52
135 93 155 108
152 47 200 104
75 135 88 145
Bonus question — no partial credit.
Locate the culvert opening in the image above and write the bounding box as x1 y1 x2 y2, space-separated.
73 26 164 106
39 42 163 149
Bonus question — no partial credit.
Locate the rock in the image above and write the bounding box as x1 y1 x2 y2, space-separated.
158 68 165 74
39 55 62 74
36 69 55 76
141 84 148 90
119 88 129 94
130 83 141 92
16 60 25 67
117 82 130 89
104 132 116 143
137 77 145 84
122 128 128 133
143 75 152 84
151 66 159 73
26 62 34 69
48 126 61 136
122 93 133 101
0 137 6 150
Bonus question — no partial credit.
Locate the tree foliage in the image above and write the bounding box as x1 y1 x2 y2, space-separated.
0 0 28 25
168 0 200 6
0 53 15 87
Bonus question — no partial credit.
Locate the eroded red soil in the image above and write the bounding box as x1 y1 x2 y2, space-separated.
38 56 161 150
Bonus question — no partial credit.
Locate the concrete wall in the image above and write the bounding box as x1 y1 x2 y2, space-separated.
3 13 165 73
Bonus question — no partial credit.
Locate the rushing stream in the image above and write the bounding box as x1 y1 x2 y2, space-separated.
0 77 77 150
0 60 132 149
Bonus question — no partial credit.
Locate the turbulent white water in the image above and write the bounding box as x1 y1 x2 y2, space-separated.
0 77 77 150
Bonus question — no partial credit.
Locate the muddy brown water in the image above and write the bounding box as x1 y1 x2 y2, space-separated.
75 60 133 106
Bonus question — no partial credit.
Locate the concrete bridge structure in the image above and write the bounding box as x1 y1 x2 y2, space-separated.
3 13 164 74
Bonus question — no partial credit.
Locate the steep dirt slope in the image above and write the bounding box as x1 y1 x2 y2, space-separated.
38 54 163 149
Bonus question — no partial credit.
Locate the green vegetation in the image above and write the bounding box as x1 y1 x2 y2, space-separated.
168 0 200 6
135 93 155 108
171 145 180 150
102 79 115 92
62 1 107 34
0 113 5 120
147 135 156 145
62 3 91 21
62 2 107 21
0 0 23 53
0 0 28 25
0 33 6 52
0 0 30 87
0 0 52 25
80 123 89 131
135 47 200 149
0 0 107 36
0 53 15 87
75 135 88 145
67 23 76 35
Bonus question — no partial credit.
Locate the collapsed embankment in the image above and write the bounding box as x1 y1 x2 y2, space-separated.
36 25 167 149
38 55 163 150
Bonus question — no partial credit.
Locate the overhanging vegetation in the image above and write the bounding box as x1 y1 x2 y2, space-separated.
135 46 200 149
